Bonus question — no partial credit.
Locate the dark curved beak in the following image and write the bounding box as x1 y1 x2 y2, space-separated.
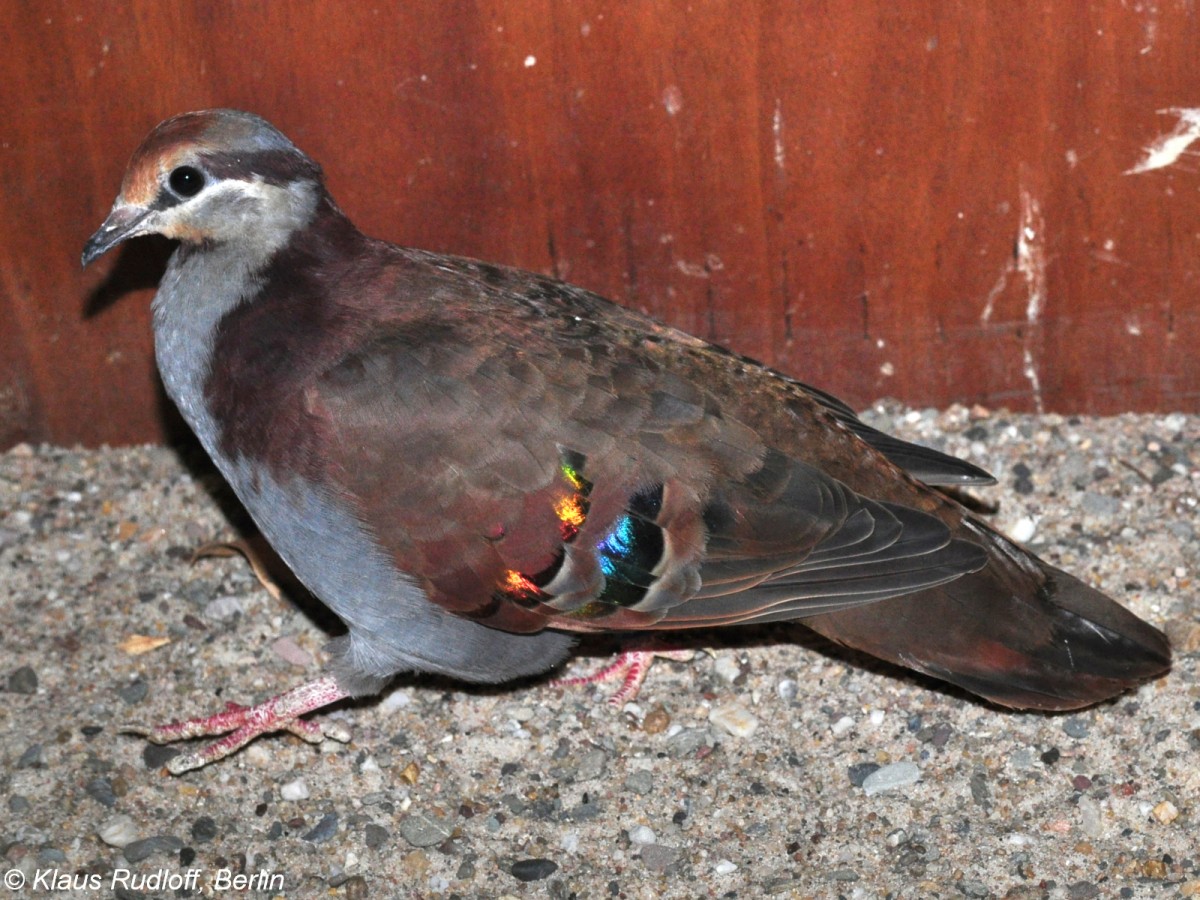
82 204 152 267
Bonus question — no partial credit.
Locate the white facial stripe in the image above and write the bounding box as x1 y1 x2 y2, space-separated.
156 175 318 252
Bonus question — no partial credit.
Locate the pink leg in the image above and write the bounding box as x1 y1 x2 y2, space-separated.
125 676 351 774
552 647 697 706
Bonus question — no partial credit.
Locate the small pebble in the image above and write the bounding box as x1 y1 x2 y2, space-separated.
85 776 117 807
272 635 313 667
831 715 855 736
281 778 311 801
713 655 743 683
123 834 184 863
1077 796 1104 839
191 816 218 843
1080 492 1120 519
569 748 609 782
143 743 181 770
7 665 38 694
203 594 245 621
666 727 712 758
302 812 339 843
709 702 758 738
861 761 921 796
17 743 45 769
0 526 19 551
1151 800 1179 824
399 813 452 847
638 843 681 873
117 679 148 705
642 705 670 734
847 762 881 787
1062 717 1091 739
359 755 381 774
970 772 991 809
98 814 140 848
1008 748 1035 770
714 859 738 875
364 823 390 849
628 825 656 845
776 678 798 701
510 858 558 881
624 771 654 795
1010 515 1038 543
378 688 412 712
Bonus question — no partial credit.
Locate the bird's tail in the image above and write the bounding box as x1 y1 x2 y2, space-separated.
802 519 1171 710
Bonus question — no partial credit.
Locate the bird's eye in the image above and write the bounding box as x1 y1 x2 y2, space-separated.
168 166 205 198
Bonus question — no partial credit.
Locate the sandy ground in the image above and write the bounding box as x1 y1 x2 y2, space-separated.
1 404 1197 899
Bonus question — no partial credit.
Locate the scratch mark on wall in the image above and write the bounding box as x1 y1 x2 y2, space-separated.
984 187 1047 408
1021 347 1044 415
1125 107 1200 174
979 267 1009 324
1016 189 1046 328
1017 188 1047 413
675 260 705 278
773 99 786 171
1138 1 1159 55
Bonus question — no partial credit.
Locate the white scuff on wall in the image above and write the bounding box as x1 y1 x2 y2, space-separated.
772 99 785 171
977 186 1047 412
1016 189 1047 414
1125 107 1200 174
1016 189 1046 329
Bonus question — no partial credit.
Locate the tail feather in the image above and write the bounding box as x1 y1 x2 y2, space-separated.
802 521 1171 710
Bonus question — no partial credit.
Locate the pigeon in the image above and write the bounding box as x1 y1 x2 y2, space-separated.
82 110 1170 774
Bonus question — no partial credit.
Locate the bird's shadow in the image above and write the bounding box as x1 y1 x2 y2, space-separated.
386 621 1046 714
172 440 344 636
82 235 176 319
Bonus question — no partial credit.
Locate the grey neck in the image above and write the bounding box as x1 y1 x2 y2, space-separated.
152 242 261 463
150 180 318 463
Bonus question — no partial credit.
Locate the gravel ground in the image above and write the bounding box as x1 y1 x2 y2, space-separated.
1 404 1198 900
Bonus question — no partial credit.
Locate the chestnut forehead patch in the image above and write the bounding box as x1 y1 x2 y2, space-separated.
120 113 213 205
118 110 309 205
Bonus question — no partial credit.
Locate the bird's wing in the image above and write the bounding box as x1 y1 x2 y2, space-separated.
301 261 986 635
792 383 996 486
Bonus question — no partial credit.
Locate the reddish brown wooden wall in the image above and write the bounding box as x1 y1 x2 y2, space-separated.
2 1 1198 448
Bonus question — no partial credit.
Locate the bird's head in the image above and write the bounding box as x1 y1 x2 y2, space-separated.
82 109 323 267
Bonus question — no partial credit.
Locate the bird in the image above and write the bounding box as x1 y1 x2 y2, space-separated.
82 110 1170 774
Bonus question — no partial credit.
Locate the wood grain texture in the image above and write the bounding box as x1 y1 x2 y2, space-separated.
2 1 1198 447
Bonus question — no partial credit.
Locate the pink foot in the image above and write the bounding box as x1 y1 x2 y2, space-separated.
125 676 351 774
552 647 698 706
